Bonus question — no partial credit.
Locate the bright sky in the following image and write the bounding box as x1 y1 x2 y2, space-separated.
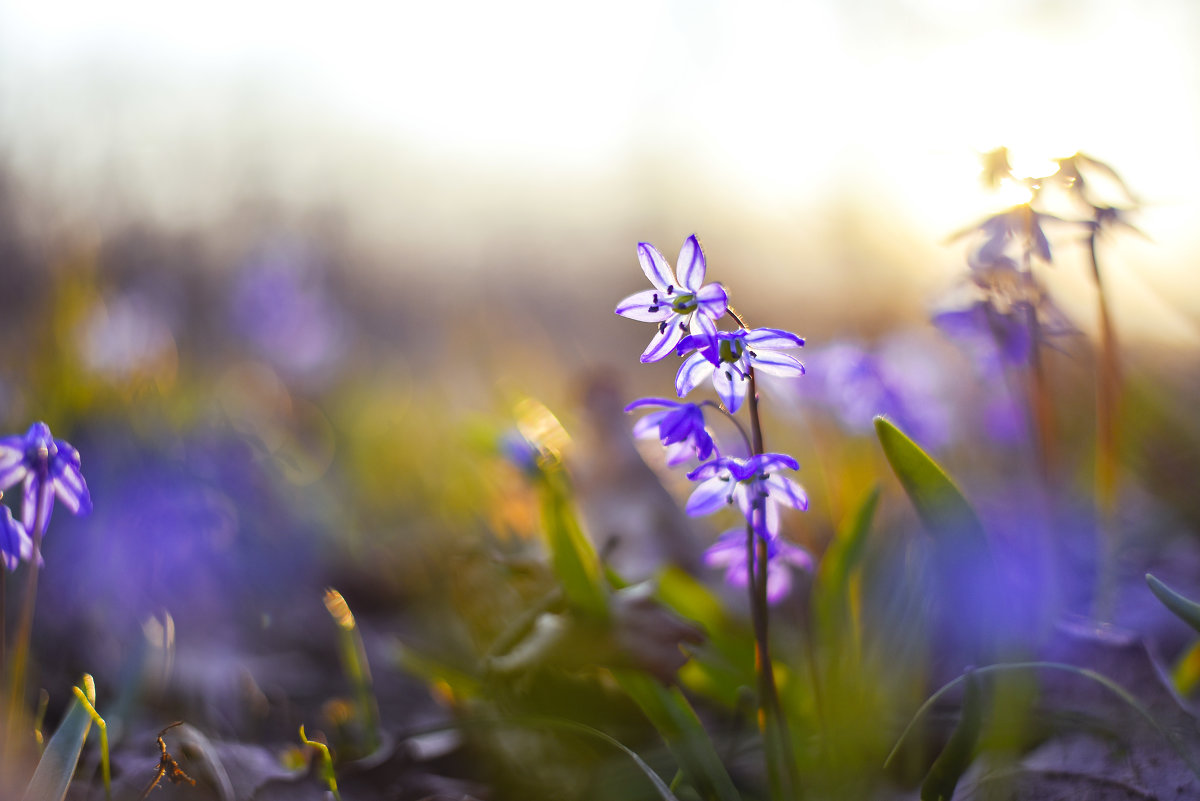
1 0 1198 339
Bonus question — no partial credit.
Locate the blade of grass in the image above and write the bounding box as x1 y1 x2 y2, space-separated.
323 588 382 755
22 676 95 801
884 661 1200 782
299 726 343 801
1146 574 1200 634
614 670 742 801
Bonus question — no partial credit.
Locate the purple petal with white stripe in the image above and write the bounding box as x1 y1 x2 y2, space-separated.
749 351 806 377
616 290 674 322
744 328 804 349
686 476 734 517
694 283 728 320
676 235 706 292
641 318 688 363
636 242 675 290
676 352 715 397
712 366 748 413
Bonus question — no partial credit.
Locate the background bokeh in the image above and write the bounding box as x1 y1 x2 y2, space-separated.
3 5 1200 796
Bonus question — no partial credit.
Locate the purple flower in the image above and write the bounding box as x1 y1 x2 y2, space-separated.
704 528 812 604
804 338 956 450
615 235 729 363
675 328 805 413
963 205 1058 266
0 422 92 536
0 504 31 571
933 301 1033 371
625 398 717 466
685 453 807 537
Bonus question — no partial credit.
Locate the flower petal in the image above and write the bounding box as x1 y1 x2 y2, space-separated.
754 453 800 472
712 365 748 413
52 461 91 516
765 562 793 603
641 317 689 363
623 397 679 413
631 409 672 439
615 289 674 322
637 242 675 291
687 459 727 481
676 352 715 398
676 235 706 292
749 350 806 377
694 283 728 320
766 474 809 511
686 476 734 517
744 328 804 349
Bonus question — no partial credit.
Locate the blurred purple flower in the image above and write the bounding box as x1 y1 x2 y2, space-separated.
805 338 956 450
0 504 31 571
704 528 812 604
675 328 805 413
624 398 716 466
76 292 175 380
615 235 729 363
498 428 543 476
0 422 91 536
231 240 347 381
686 453 807 537
933 300 1034 371
961 205 1059 267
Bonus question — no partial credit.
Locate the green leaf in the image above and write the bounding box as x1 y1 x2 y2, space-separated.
655 567 754 706
1147 574 1200 635
874 417 988 551
614 671 742 801
920 671 983 801
812 486 879 645
540 467 608 619
23 681 94 801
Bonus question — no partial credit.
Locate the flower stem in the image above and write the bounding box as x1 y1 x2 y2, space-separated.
728 305 799 800
4 506 45 771
1088 226 1121 620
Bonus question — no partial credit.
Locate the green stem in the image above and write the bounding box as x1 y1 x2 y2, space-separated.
1088 227 1121 620
727 306 798 801
5 503 46 769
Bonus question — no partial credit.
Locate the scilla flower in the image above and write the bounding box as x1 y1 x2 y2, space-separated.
704 528 812 604
675 328 805 413
685 453 808 537
615 235 729 363
0 504 31 571
624 398 717 466
0 422 92 536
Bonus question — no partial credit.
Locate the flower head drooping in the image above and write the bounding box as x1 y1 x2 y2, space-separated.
0 422 92 536
675 328 805 413
704 528 812 604
625 398 717 466
685 453 808 537
615 235 729 363
0 504 31 571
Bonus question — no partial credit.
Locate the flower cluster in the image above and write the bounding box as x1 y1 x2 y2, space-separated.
0 422 91 570
935 160 1078 373
616 235 810 602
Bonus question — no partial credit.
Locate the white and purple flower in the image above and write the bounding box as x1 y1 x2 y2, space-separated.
624 398 717 466
675 328 805 413
0 422 92 536
704 528 812 604
685 453 808 537
0 504 31 571
615 235 729 363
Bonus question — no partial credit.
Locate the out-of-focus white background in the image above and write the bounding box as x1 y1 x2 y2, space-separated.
1 0 1198 343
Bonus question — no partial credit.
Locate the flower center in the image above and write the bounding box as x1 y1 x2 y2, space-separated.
670 293 698 314
718 338 745 364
